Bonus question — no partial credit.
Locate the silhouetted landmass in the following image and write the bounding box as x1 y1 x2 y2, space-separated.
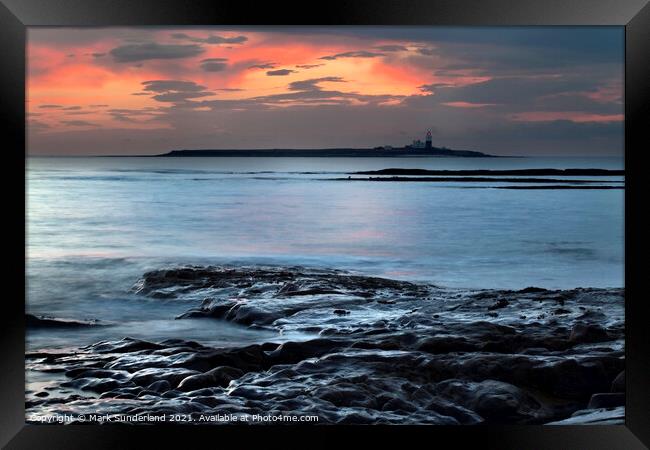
158 147 494 158
352 168 624 176
495 185 624 190
339 177 623 183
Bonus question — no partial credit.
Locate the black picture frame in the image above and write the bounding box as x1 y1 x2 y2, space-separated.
2 0 648 448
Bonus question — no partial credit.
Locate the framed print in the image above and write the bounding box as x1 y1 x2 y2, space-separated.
1 0 648 448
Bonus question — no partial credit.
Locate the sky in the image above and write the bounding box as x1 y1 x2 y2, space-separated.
27 26 624 156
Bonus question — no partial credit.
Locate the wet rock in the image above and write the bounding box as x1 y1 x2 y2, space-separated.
487 299 509 310
130 368 200 387
267 339 343 365
26 266 625 425
381 397 417 412
519 287 547 294
313 385 371 407
86 337 164 353
177 366 244 391
569 323 609 344
425 397 483 424
147 380 172 393
434 379 553 423
62 377 126 394
417 336 476 354
68 369 130 381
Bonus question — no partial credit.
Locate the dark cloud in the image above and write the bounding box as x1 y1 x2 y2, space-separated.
62 106 82 111
108 107 165 122
295 63 324 69
171 33 248 45
39 104 63 109
110 42 205 63
266 69 296 76
61 120 98 127
415 47 436 56
465 119 623 155
200 58 228 72
319 50 385 60
142 80 208 93
91 53 106 58
141 80 214 103
29 120 50 130
152 92 214 102
249 62 277 69
288 77 345 91
420 76 616 114
375 45 408 52
535 92 622 115
190 75 399 112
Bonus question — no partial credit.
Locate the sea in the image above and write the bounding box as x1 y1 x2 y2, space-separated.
26 156 624 349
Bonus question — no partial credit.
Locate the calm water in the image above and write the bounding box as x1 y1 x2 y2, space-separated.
26 156 624 349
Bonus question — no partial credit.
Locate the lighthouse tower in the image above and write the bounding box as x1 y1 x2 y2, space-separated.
425 129 432 149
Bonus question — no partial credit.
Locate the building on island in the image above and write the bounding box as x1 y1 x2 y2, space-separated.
405 130 433 150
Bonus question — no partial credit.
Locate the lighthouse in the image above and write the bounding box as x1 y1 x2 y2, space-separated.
425 129 432 149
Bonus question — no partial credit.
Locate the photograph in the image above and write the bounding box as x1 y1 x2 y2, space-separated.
25 25 626 426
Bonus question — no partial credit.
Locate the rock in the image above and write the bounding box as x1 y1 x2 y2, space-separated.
519 287 547 294
488 299 509 310
267 339 342 365
86 337 164 353
130 368 200 387
611 370 625 392
434 379 554 423
569 322 610 344
62 377 126 394
68 369 130 381
312 384 372 408
425 397 483 424
147 380 172 393
25 266 625 425
417 336 476 354
381 397 417 412
177 366 244 391
587 393 625 409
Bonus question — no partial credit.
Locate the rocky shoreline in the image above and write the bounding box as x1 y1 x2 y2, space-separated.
26 266 624 425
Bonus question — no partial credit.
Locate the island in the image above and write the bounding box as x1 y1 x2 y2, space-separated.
157 147 494 158
157 130 500 158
